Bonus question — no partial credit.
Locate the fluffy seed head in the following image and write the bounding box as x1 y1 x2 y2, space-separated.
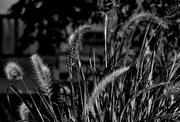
68 24 91 46
118 12 169 38
30 54 52 95
86 66 130 113
19 102 30 120
67 24 91 68
4 61 24 80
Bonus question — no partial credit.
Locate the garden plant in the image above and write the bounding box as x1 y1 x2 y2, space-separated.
3 0 180 122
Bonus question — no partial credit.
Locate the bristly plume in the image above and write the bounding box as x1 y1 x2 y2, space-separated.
86 66 130 114
19 102 30 120
118 12 169 38
30 54 52 95
4 61 24 80
67 24 91 69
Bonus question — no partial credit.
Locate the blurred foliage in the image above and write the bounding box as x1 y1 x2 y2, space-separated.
9 0 180 56
9 0 102 55
97 0 180 60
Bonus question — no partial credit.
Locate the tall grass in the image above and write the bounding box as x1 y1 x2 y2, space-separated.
3 7 180 122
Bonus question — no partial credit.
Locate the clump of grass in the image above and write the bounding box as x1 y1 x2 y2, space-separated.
3 3 180 122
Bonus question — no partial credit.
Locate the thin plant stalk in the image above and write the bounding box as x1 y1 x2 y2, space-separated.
77 59 86 120
93 49 96 73
147 51 155 116
67 55 77 120
69 74 77 121
20 79 45 122
93 49 97 86
47 94 59 122
104 14 108 68
135 22 152 91
123 28 136 65
168 51 177 83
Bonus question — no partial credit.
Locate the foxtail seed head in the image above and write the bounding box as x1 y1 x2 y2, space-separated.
19 102 30 120
86 66 130 114
67 24 91 68
4 61 24 80
30 54 52 95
